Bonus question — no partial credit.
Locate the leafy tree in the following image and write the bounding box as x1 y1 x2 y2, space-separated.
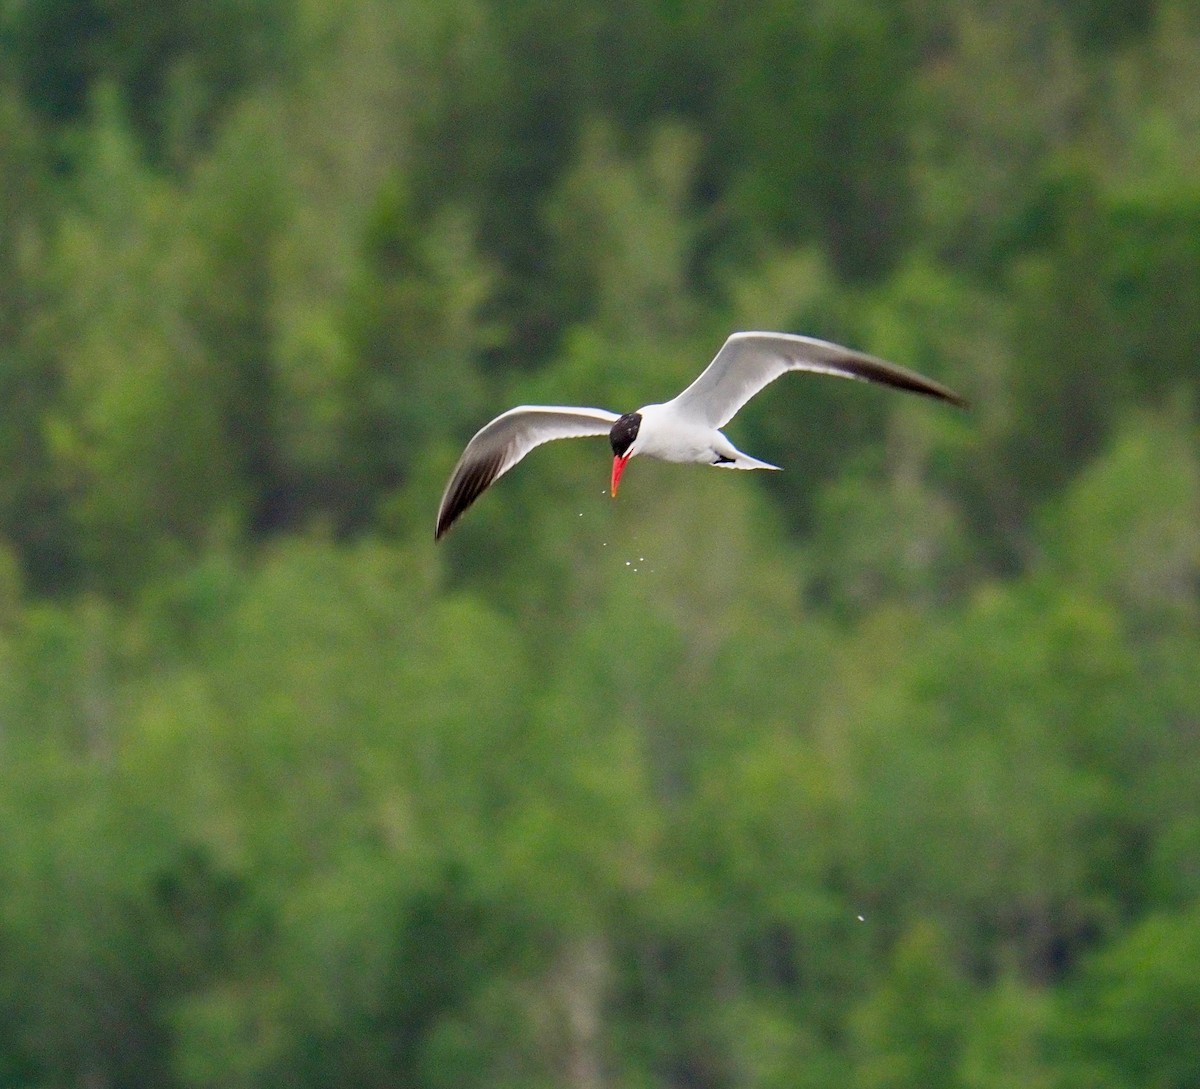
960 976 1054 1089
546 119 700 342
908 0 1087 273
813 583 1134 981
0 3 1199 1088
1040 406 1199 625
849 921 971 1089
3 0 293 162
1104 187 1200 402
1055 905 1200 1089
43 93 234 593
0 84 76 592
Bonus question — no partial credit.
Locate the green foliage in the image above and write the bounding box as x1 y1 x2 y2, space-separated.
546 119 700 341
41 93 235 592
850 922 971 1089
713 0 918 280
1041 407 1200 623
0 0 1198 1086
1056 905 1200 1089
0 85 76 592
3 0 293 161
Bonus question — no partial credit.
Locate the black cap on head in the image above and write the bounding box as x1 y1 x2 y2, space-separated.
609 412 642 458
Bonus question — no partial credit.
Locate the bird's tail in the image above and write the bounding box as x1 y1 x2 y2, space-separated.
717 451 782 471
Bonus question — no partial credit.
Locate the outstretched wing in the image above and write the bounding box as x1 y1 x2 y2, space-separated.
667 331 969 428
435 405 620 539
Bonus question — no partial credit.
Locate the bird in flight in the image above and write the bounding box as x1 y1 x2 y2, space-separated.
435 331 968 540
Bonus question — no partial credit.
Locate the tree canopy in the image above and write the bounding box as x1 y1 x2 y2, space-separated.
0 0 1198 1085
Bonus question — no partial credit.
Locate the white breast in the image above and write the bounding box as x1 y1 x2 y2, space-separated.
633 402 723 464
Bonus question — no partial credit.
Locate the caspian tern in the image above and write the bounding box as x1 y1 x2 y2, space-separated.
435 331 967 539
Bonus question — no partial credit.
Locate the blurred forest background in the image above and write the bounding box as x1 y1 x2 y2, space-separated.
1 0 1199 1085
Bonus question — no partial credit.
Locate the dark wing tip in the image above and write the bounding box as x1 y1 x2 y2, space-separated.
929 378 970 410
848 355 970 411
435 450 505 541
932 385 971 411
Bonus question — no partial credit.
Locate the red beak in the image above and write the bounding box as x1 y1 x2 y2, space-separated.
611 454 630 497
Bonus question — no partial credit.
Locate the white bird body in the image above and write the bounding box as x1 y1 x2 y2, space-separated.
435 331 967 539
626 401 781 470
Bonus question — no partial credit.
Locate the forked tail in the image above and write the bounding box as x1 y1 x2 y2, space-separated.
715 449 782 471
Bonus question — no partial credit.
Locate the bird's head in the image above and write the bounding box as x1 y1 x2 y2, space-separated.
608 412 642 497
